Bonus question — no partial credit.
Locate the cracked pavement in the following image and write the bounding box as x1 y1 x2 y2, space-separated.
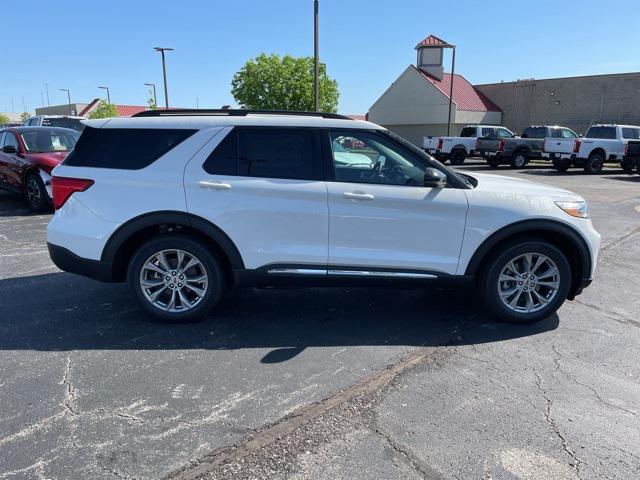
1 162 639 479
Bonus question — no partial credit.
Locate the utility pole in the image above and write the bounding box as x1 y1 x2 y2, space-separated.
40 92 45 107
144 83 158 108
44 83 50 106
98 86 111 104
154 47 174 109
313 0 319 112
21 97 27 113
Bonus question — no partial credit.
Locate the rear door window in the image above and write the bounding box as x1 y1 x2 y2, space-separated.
202 127 320 181
522 127 546 138
460 127 476 137
238 128 318 180
622 128 640 139
63 127 196 169
481 128 496 138
585 127 616 139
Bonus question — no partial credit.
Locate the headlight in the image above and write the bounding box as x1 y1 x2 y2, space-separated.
555 200 590 219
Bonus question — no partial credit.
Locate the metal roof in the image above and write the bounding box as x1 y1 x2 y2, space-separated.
415 35 452 49
415 67 501 113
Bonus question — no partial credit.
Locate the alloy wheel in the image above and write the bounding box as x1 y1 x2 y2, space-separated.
497 253 560 313
26 177 41 208
139 249 209 312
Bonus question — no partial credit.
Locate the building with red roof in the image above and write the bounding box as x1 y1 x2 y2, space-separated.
368 35 503 144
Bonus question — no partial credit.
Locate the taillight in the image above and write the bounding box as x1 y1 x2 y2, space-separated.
52 176 94 210
624 143 629 156
498 139 506 152
437 138 443 150
573 140 581 153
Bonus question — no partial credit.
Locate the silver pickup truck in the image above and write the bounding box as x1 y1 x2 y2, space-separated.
423 125 514 165
477 125 579 168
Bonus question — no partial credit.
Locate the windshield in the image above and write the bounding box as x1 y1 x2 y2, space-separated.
42 117 85 132
20 130 79 153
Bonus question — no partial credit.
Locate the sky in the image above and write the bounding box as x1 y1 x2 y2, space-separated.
3 0 640 115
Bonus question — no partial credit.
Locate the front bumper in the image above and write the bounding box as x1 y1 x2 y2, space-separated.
48 242 115 282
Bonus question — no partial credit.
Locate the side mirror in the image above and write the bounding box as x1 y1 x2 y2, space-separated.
424 167 447 188
2 145 18 154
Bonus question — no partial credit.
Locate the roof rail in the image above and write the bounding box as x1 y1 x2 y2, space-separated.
132 108 352 120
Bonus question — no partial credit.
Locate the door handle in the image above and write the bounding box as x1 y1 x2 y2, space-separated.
198 180 231 190
343 192 375 200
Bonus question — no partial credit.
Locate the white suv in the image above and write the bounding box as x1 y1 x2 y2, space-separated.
47 110 601 324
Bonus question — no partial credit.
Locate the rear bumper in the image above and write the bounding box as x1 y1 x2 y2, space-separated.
48 242 115 282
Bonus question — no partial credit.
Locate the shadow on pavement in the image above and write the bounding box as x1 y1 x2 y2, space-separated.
0 272 559 362
0 191 50 217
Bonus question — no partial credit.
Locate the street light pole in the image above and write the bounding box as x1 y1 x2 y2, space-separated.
44 83 50 106
144 83 157 108
446 46 456 137
98 86 111 104
60 89 71 114
154 47 174 109
313 0 319 112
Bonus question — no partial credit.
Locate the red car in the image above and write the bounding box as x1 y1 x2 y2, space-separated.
0 127 79 211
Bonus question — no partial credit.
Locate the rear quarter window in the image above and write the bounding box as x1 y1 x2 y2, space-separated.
63 127 196 169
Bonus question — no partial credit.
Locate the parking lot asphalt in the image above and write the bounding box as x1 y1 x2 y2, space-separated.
1 160 639 480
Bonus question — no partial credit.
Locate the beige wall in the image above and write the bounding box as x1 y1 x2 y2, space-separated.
35 104 87 116
381 123 470 146
476 73 640 135
369 66 456 126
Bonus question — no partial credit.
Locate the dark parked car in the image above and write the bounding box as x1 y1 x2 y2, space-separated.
0 127 79 211
623 140 640 174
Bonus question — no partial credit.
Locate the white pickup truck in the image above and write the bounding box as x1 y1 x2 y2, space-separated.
423 125 514 165
553 124 640 174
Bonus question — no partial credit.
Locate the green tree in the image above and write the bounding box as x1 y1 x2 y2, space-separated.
147 88 157 110
0 113 10 124
20 112 30 122
89 101 118 119
231 54 339 112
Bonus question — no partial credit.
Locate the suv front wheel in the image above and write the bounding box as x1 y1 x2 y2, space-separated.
127 235 224 322
481 240 571 323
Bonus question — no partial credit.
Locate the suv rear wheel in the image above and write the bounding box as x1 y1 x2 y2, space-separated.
127 234 224 322
481 240 571 324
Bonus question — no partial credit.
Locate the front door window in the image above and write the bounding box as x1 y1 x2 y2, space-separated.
330 131 426 186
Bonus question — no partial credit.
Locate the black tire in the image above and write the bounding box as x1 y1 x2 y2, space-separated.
127 234 225 323
25 173 50 212
584 152 604 174
510 151 528 169
552 158 570 172
621 157 635 174
450 149 466 166
487 157 500 168
480 240 572 324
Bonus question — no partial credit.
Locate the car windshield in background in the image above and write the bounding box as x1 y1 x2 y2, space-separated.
585 126 616 139
42 117 84 131
21 130 79 153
